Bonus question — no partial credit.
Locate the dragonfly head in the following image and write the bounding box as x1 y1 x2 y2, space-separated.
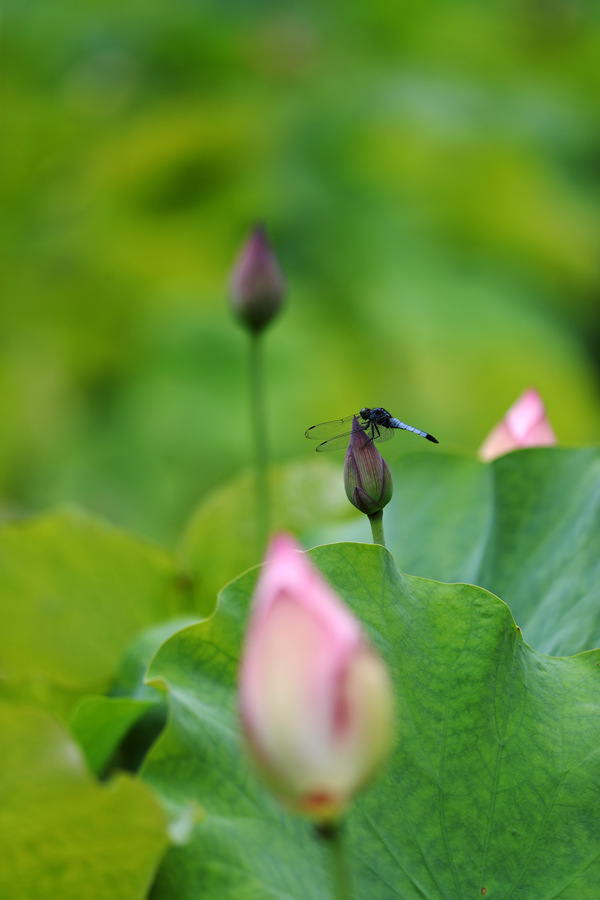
359 407 371 421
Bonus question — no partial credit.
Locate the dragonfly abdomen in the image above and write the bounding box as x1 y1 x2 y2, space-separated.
389 418 438 442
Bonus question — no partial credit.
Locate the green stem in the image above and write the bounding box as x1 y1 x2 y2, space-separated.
249 331 269 556
315 822 351 900
368 510 386 547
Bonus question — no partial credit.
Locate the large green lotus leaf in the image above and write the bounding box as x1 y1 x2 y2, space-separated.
178 459 355 615
0 703 169 900
315 447 600 656
142 543 600 899
386 446 600 656
0 507 185 717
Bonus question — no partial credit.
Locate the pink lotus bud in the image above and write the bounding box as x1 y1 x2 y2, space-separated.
239 534 395 821
479 388 557 462
230 224 286 333
344 416 393 516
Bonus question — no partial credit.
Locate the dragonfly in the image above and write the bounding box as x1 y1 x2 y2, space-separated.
305 406 439 452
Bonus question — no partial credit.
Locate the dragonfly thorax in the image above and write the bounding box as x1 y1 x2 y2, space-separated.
360 407 393 427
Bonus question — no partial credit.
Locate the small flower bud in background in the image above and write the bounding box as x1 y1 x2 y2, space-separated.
239 534 395 822
344 416 393 516
230 224 286 333
479 388 557 462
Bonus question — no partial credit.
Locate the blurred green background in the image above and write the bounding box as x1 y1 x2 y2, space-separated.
3 0 600 543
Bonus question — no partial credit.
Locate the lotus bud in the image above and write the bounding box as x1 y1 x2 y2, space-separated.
344 416 393 516
230 224 286 333
239 534 395 821
479 388 557 462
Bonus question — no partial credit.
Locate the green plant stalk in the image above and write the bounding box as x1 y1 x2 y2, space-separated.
249 331 269 556
315 822 351 900
368 509 386 547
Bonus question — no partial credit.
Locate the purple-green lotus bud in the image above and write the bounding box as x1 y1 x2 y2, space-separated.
230 224 286 333
344 417 393 516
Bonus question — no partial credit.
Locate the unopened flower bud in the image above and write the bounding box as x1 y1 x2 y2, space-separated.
230 224 286 333
344 417 393 515
239 534 395 821
479 388 557 462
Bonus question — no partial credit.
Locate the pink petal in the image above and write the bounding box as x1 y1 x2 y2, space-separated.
479 389 556 461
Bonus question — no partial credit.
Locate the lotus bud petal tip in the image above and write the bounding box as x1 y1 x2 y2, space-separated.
344 417 393 516
479 388 557 462
230 224 286 333
239 533 395 820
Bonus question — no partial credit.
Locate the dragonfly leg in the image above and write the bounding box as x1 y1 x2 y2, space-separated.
364 424 379 445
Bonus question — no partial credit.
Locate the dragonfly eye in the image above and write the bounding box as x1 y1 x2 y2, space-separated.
359 407 370 420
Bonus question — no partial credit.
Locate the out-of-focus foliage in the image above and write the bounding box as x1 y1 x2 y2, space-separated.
0 704 169 900
0 508 187 718
68 695 158 776
3 0 600 540
178 458 353 615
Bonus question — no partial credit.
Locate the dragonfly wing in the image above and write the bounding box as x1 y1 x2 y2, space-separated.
372 426 394 444
315 430 356 452
318 422 393 451
305 414 355 441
